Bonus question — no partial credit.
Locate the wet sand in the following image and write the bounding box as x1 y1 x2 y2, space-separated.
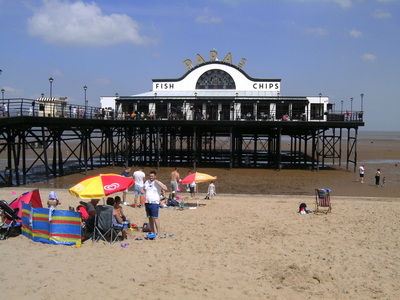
0 131 399 299
22 131 400 199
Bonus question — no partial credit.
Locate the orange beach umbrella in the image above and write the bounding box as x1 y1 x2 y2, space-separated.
69 173 134 199
181 172 217 185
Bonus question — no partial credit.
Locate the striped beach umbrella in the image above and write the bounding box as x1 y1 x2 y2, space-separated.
69 173 134 199
181 172 217 184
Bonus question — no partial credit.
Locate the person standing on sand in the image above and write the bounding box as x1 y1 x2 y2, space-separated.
189 180 196 199
359 164 365 183
133 167 145 208
375 169 381 186
169 167 180 193
141 171 168 237
120 167 132 205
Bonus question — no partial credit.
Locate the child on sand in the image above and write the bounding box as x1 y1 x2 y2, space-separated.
204 181 216 200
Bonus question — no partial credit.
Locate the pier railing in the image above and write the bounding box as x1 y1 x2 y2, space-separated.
0 98 364 122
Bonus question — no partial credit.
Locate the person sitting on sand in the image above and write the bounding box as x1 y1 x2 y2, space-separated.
114 196 127 222
86 198 101 217
83 198 100 233
47 191 61 209
107 197 128 240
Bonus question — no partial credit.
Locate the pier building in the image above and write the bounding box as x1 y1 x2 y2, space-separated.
0 51 364 186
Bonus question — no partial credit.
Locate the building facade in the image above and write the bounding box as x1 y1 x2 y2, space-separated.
104 51 333 122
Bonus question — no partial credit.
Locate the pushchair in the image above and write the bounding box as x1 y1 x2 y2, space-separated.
0 200 22 240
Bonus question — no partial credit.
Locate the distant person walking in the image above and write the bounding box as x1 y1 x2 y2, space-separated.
375 169 381 186
3 103 8 117
359 164 365 183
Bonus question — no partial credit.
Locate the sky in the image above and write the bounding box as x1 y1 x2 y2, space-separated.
0 0 399 132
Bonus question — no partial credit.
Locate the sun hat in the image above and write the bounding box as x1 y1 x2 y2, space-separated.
48 191 59 200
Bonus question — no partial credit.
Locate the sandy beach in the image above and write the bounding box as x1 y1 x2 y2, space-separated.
0 131 399 299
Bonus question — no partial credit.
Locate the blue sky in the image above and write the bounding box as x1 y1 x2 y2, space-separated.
0 0 399 131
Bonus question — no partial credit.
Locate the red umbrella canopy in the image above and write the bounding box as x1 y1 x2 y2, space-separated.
69 173 134 199
181 172 217 185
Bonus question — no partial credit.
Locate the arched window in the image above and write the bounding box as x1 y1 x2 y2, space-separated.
196 69 236 89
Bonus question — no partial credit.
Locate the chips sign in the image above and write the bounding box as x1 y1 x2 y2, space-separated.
183 50 246 70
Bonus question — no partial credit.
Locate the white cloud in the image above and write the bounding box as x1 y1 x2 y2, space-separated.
195 7 222 24
195 15 222 24
51 69 64 77
305 27 329 36
372 8 392 18
292 0 352 9
1 86 24 95
93 78 112 85
349 29 363 38
361 53 377 62
334 0 352 9
27 0 153 46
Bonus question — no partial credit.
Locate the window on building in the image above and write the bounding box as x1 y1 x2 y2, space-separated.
310 103 323 120
196 69 236 89
291 104 306 120
257 103 270 120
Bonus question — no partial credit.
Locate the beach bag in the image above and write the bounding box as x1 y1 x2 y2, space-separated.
167 198 179 207
142 223 151 232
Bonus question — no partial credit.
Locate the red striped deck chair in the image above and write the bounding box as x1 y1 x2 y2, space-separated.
315 189 332 213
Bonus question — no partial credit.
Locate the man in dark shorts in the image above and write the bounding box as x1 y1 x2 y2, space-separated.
140 171 167 237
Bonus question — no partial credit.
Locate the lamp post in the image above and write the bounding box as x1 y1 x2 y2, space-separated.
341 100 344 113
49 77 53 98
83 85 87 118
49 77 54 117
360 93 364 112
350 97 353 121
350 97 353 112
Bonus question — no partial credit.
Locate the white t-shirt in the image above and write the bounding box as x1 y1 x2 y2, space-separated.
359 166 365 175
133 170 145 186
144 180 161 204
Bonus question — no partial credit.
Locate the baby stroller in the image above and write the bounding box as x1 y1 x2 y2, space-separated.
0 200 22 240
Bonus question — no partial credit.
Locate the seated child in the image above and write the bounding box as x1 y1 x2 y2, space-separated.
47 191 61 209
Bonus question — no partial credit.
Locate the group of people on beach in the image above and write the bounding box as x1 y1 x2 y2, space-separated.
118 166 216 240
47 166 216 241
359 164 385 187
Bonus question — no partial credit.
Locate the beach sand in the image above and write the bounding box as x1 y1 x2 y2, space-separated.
0 131 399 299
